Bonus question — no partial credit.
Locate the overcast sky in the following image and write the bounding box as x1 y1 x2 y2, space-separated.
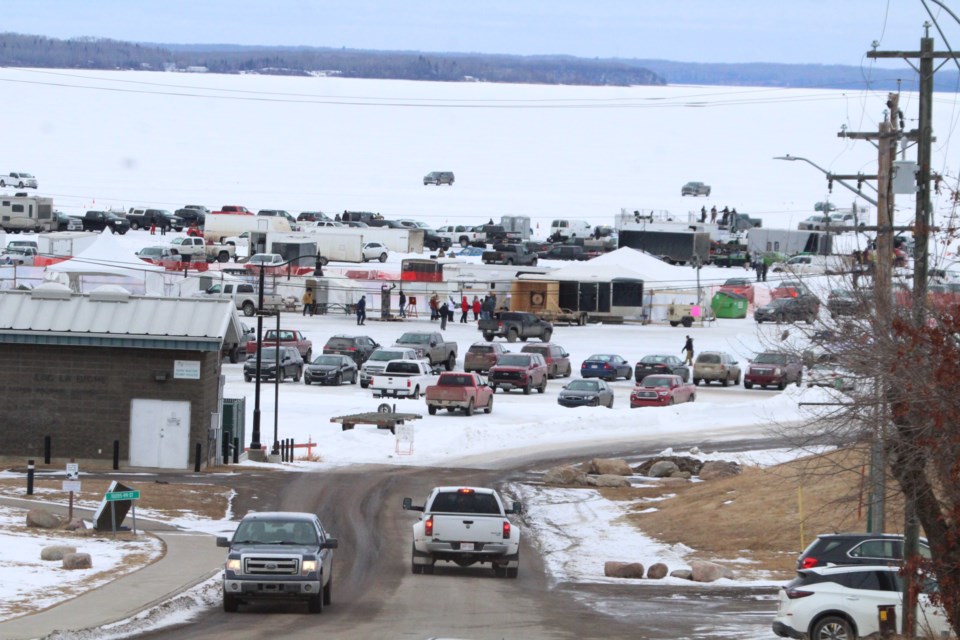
4 1 953 66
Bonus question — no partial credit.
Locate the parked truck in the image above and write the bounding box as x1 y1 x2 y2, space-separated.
246 328 313 361
617 229 710 265
424 372 495 416
197 282 283 317
392 331 458 371
481 243 539 266
168 236 237 263
402 486 522 577
72 210 131 234
479 311 553 343
126 208 184 232
370 359 438 399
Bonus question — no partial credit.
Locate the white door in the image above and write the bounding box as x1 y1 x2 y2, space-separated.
129 400 191 469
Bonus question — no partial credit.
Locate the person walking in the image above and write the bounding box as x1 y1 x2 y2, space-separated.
700 206 707 223
160 221 167 236
761 260 769 282
356 295 367 326
710 206 717 224
399 290 407 318
149 222 156 235
429 294 439 320
302 289 314 317
754 257 763 283
460 296 469 323
439 300 449 330
682 335 694 366
472 295 481 321
447 296 457 322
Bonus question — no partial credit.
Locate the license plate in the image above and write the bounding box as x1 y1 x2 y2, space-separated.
461 542 475 551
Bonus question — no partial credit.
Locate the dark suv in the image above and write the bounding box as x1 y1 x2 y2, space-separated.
797 532 931 570
744 351 803 389
323 335 380 366
520 343 572 378
754 295 820 324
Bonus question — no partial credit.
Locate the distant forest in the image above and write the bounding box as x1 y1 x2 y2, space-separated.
0 33 947 91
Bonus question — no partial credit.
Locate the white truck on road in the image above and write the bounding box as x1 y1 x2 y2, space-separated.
402 486 522 577
369 359 437 399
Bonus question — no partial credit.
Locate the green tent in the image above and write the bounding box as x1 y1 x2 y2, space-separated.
711 291 749 319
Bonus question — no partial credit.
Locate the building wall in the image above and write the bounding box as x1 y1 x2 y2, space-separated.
0 344 221 468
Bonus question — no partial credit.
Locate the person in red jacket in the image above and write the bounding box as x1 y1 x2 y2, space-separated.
460 296 469 323
472 296 481 321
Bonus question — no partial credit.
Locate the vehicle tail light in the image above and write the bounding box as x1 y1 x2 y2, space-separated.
799 557 819 569
407 379 412 388
784 588 814 599
502 521 511 539
425 516 434 537
604 364 612 369
458 488 475 494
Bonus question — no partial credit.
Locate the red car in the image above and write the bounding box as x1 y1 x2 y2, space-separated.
630 374 696 407
718 277 754 304
770 280 811 300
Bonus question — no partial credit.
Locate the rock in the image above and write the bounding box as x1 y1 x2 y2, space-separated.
670 471 692 480
699 460 742 481
647 461 680 478
590 474 631 488
62 518 85 531
543 465 587 486
41 545 77 561
646 562 669 579
604 561 645 579
689 446 701 455
635 455 703 476
670 569 693 580
588 458 633 476
26 509 60 529
62 553 92 570
690 560 733 582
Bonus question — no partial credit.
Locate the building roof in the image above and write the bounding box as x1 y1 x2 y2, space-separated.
0 287 239 351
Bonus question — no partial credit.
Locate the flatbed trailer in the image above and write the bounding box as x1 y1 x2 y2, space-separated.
330 410 422 435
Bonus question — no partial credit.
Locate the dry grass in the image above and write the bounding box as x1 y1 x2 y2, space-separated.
599 447 910 579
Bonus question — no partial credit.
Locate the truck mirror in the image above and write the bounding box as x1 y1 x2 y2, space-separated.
321 538 339 549
511 502 523 515
402 497 412 510
430 341 437 347
216 536 231 547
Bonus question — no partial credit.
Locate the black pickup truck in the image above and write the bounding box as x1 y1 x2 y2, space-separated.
481 244 539 266
72 210 131 234
479 311 553 343
126 208 184 232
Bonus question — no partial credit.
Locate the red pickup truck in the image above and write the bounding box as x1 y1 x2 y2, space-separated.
629 374 696 408
245 329 313 361
425 372 495 416
487 353 548 395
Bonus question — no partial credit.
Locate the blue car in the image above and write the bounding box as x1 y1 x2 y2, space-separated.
580 354 632 381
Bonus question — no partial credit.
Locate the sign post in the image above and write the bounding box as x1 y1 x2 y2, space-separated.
105 489 141 536
63 460 81 522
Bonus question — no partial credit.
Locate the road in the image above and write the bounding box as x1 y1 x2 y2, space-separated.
140 435 786 640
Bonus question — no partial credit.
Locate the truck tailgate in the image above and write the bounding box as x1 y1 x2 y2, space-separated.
431 514 504 545
427 387 468 402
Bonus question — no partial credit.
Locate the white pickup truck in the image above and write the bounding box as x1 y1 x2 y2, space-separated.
197 282 283 317
403 486 522 577
369 359 437 400
359 347 422 389
435 224 486 248
169 236 237 263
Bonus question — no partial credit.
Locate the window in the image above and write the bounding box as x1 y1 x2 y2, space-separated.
841 570 883 591
431 492 501 515
850 540 899 560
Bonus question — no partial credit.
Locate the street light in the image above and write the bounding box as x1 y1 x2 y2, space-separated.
773 155 878 206
249 253 314 460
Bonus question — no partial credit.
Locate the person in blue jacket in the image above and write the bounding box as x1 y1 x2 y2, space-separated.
356 295 367 326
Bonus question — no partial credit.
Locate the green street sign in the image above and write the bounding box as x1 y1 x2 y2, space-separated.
105 490 140 502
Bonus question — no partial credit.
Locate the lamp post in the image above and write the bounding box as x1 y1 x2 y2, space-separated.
773 155 878 207
249 254 313 461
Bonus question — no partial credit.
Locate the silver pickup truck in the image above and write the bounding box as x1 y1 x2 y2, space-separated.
393 331 458 371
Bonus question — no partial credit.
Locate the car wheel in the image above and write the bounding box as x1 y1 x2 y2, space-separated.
304 349 312 362
777 379 786 390
464 400 474 416
796 372 803 387
422 564 435 575
507 330 518 343
693 378 700 386
688 393 695 402
483 332 495 342
304 377 312 385
811 616 853 640
744 381 753 389
242 301 255 317
538 378 547 393
307 591 323 614
334 372 342 386
485 395 493 413
223 594 239 613
446 354 456 371
360 381 369 389
721 375 729 387
351 370 358 384
565 363 572 377
506 567 518 578
412 386 420 400
323 573 332 605
0 180 4 187
428 405 437 415
523 382 531 395
244 376 252 383
494 566 506 578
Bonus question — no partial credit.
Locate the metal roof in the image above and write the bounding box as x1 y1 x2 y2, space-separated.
0 288 238 351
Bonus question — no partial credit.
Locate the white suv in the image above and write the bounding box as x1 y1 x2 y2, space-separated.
772 565 950 639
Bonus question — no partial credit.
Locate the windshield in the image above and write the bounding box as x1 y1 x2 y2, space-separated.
497 355 531 367
585 354 613 362
234 519 317 545
640 355 669 364
566 380 599 391
438 374 476 386
311 356 342 366
255 350 284 361
398 333 429 344
370 350 405 361
642 376 674 387
753 353 787 364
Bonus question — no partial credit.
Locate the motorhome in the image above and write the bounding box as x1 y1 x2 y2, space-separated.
203 212 292 244
0 194 55 233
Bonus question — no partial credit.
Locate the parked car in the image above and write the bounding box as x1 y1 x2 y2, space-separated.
464 342 510 374
323 335 380 367
681 181 711 196
797 214 833 231
488 353 549 395
243 253 286 274
755 295 820 324
520 343 572 378
423 171 455 186
634 354 690 384
304 354 358 386
297 211 331 223
557 379 614 408
629 374 696 407
361 242 389 263
744 351 804 389
771 279 812 299
772 565 950 640
718 277 754 304
243 346 303 383
805 361 858 391
54 211 83 231
692 351 741 386
797 532 931 570
580 354 632 381
827 288 860 318
425 372 494 416
1 172 37 189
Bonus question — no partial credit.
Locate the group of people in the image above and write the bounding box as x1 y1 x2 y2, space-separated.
750 252 770 282
699 205 738 227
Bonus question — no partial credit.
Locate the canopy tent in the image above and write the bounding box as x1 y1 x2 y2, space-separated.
45 232 165 294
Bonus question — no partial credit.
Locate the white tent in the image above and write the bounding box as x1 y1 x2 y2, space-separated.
45 232 166 294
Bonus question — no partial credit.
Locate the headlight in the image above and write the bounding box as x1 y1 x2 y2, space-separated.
774 367 782 375
226 559 241 572
584 395 597 401
658 391 668 396
301 560 318 574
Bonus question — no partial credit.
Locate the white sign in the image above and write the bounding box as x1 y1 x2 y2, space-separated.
174 360 201 380
62 480 81 493
65 463 79 480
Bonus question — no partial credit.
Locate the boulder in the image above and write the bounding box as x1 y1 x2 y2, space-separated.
604 561 645 579
588 474 632 488
671 471 692 480
41 545 77 561
62 518 85 531
62 553 92 570
690 560 733 582
647 461 680 478
670 569 693 580
698 460 742 481
26 509 60 529
635 455 703 476
588 458 633 476
543 465 587 486
646 563 669 579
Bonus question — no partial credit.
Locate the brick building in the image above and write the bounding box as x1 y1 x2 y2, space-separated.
0 285 241 469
